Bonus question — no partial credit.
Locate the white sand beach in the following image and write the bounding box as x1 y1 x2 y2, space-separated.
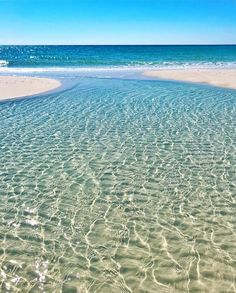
143 69 236 89
0 76 61 100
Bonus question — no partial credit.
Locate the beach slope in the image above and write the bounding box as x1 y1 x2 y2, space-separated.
143 69 236 89
0 76 61 100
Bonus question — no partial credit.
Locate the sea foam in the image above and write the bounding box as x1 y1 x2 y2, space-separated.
0 61 236 74
0 60 9 67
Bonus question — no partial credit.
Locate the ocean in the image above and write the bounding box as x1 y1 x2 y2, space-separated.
1 45 236 72
0 46 236 292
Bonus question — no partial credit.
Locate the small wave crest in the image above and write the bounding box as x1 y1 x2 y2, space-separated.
0 61 236 74
0 60 9 67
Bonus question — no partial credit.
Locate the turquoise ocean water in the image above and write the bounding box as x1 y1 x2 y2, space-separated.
1 45 236 71
0 46 236 292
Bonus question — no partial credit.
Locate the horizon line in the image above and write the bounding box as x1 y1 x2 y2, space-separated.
1 43 236 46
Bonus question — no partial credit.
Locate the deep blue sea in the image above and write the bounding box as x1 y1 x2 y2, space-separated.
0 46 236 292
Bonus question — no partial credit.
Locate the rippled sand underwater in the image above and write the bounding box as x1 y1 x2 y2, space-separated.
0 77 236 292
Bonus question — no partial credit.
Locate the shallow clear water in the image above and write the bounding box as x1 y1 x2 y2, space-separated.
0 77 236 292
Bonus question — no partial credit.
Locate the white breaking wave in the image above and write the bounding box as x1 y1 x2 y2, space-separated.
0 61 236 73
0 60 9 67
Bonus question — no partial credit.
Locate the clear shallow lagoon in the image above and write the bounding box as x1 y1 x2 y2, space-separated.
0 77 236 292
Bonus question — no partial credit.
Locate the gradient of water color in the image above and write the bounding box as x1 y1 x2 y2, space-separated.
0 77 236 292
1 45 236 72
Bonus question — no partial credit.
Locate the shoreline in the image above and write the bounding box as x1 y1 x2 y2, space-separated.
0 76 61 101
1 68 236 102
143 69 236 89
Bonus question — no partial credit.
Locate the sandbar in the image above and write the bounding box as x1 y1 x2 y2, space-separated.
143 69 236 89
0 76 61 100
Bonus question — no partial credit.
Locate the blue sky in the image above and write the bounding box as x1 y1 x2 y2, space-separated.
0 0 236 45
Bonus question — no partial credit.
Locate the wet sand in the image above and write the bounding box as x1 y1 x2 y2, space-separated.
143 69 236 89
0 76 61 100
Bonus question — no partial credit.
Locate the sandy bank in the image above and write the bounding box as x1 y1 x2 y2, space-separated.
143 69 236 89
0 76 61 100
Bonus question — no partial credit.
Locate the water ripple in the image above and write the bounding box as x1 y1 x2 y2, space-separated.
0 78 236 292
